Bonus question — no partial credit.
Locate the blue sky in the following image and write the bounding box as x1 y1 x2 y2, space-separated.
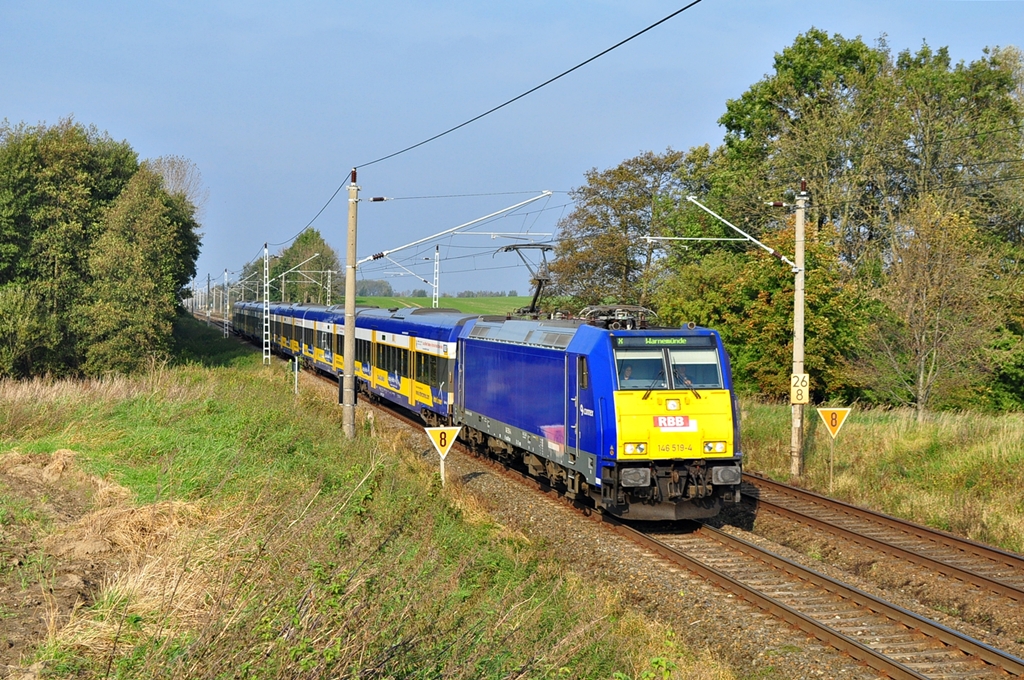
4 1 1023 294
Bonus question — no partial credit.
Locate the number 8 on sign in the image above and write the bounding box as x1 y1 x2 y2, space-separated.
817 408 851 439
790 373 809 405
426 426 460 459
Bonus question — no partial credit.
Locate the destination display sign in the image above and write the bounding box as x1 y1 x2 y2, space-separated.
614 335 714 348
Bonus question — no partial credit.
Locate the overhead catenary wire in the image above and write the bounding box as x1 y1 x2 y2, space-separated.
355 1 704 170
284 1 705 245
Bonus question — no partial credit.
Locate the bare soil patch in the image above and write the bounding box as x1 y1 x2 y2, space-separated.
0 450 133 677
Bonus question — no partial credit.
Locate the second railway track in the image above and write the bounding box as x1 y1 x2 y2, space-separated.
742 473 1024 604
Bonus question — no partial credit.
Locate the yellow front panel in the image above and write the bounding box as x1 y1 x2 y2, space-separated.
614 390 734 459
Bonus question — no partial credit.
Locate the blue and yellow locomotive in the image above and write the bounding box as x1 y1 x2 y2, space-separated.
232 302 742 520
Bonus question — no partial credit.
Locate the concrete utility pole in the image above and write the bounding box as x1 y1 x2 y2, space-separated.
263 243 271 365
342 169 359 439
790 182 809 477
224 269 230 337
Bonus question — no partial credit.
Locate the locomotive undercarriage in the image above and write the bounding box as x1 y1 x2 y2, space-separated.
460 424 740 521
601 461 742 521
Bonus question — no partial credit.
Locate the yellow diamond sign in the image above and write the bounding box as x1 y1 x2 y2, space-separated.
425 426 461 459
817 408 851 439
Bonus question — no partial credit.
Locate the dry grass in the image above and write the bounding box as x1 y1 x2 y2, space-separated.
743 401 1024 552
32 423 736 679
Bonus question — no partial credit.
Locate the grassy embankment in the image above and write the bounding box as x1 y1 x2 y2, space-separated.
740 401 1024 554
0 315 732 680
357 296 532 315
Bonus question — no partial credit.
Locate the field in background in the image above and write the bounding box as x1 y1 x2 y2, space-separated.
357 296 531 315
740 400 1024 554
0 315 731 680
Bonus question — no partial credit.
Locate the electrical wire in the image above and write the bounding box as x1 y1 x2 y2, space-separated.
287 1 705 242
388 190 568 201
355 1 704 170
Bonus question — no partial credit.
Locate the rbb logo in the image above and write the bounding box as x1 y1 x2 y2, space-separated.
654 416 690 428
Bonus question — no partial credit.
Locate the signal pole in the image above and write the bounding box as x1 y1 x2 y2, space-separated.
342 169 359 439
790 182 808 477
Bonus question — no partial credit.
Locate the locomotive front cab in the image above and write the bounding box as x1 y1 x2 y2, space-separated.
608 332 742 519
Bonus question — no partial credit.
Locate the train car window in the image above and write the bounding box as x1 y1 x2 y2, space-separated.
356 339 371 370
669 348 722 389
614 349 668 390
437 357 450 386
399 348 409 377
416 354 437 384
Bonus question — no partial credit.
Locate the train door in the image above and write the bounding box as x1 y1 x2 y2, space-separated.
566 354 593 463
455 338 466 419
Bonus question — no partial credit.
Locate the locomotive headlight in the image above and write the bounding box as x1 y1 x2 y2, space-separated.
666 399 680 411
624 443 647 455
704 441 727 453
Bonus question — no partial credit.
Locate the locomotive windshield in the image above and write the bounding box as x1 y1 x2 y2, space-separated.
669 348 723 389
615 345 723 391
616 350 667 389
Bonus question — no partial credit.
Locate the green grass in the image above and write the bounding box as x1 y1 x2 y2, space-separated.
1 317 735 680
741 400 1024 553
358 296 532 315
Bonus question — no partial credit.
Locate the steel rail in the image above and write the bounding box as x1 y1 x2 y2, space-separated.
688 524 1024 677
744 472 1024 572
608 521 934 680
750 493 1024 603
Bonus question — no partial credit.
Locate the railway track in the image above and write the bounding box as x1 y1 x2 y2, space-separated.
632 523 1024 679
742 473 1024 604
224 324 1024 677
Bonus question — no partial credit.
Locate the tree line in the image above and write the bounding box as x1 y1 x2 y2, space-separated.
549 30 1024 416
0 119 202 377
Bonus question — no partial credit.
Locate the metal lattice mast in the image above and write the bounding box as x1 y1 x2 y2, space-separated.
432 245 439 308
326 269 331 306
263 243 271 365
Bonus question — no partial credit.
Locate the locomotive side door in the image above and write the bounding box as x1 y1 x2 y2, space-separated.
565 354 591 462
565 354 578 457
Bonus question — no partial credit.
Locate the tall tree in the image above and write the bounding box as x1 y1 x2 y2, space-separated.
270 228 341 304
0 119 202 377
550 149 687 307
77 166 201 374
0 119 138 373
858 196 998 419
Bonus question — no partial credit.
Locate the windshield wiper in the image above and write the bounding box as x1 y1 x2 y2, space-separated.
675 371 702 399
642 370 664 401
